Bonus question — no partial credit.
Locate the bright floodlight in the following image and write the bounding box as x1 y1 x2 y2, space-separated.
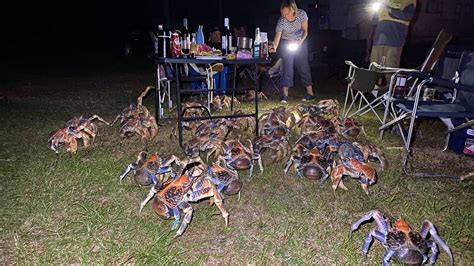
371 2 382 12
287 43 299 52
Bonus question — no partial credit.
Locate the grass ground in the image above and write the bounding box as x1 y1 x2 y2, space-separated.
1 61 473 264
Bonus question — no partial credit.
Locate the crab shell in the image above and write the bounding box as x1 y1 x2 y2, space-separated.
134 153 162 186
386 219 428 265
210 163 242 195
300 149 326 180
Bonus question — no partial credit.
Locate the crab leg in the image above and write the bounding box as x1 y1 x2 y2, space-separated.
383 249 395 266
184 180 229 226
425 239 438 265
175 203 192 237
139 186 157 214
362 229 386 257
119 163 138 181
349 210 390 238
88 114 111 125
171 207 181 230
283 156 296 175
420 220 454 266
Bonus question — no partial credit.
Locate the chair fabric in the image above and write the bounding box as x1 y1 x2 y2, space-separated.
378 50 474 170
342 61 391 123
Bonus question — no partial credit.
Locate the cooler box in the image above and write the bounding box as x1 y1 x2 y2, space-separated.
447 118 474 156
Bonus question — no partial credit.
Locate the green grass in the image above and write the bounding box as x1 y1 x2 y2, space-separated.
1 66 473 264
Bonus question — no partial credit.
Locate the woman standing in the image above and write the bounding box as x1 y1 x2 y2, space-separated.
271 0 314 103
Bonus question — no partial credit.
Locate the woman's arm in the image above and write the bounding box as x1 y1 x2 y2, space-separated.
298 19 308 45
272 31 282 52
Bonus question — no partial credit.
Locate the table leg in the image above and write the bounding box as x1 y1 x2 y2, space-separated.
254 63 259 136
231 64 237 112
155 63 162 123
175 63 184 148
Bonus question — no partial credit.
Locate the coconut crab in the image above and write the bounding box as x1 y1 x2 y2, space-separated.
349 210 454 266
293 113 336 135
48 114 110 154
242 90 268 102
330 157 377 197
48 127 82 154
111 86 154 125
214 140 261 178
251 134 291 172
208 160 242 198
210 95 241 112
112 86 159 142
118 106 158 142
284 144 329 183
139 159 229 237
332 117 366 138
317 99 341 117
65 114 110 142
119 151 181 186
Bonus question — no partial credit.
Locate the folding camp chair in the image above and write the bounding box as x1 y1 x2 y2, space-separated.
378 50 474 175
342 61 395 123
378 30 453 137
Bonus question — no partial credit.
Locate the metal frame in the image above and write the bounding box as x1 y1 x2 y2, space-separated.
155 57 272 147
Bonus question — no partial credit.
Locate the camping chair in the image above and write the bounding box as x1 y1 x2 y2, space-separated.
342 61 396 123
379 50 474 175
378 29 453 138
205 63 224 109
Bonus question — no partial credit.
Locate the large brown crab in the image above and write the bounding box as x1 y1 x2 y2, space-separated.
217 140 261 178
65 114 110 141
252 134 291 173
48 114 110 154
48 127 82 154
118 106 158 142
284 144 329 183
332 117 366 138
241 90 268 102
139 171 229 237
210 95 241 112
330 157 377 196
112 86 159 142
208 161 242 198
349 210 454 266
119 151 181 186
293 113 336 135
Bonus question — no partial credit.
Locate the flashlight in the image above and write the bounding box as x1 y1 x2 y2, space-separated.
287 42 299 52
371 2 382 12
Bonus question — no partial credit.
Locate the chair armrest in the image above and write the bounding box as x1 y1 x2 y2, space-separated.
429 76 474 93
345 61 358 68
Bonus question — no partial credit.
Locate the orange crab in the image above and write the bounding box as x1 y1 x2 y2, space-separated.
349 210 453 266
284 144 329 182
139 168 228 237
119 151 181 186
48 114 110 154
330 158 377 196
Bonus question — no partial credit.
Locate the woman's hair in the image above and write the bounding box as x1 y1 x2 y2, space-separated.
280 0 297 15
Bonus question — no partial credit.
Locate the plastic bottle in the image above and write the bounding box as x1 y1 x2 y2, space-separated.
253 28 261 58
196 25 204 45
259 32 268 58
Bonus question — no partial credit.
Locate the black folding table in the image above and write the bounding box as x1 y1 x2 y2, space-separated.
154 57 272 147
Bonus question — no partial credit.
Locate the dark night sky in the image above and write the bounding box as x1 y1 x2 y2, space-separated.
0 0 279 57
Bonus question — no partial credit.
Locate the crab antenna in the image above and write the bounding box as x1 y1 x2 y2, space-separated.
421 220 454 266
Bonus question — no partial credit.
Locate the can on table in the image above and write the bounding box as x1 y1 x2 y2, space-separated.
171 32 181 58
422 88 436 101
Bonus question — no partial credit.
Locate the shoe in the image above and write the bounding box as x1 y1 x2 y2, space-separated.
302 94 315 102
280 95 288 104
